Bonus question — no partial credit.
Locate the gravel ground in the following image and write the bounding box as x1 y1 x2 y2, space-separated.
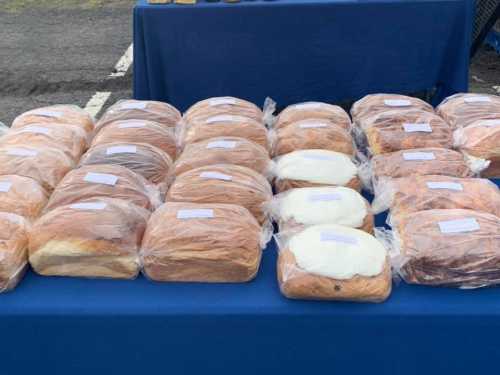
0 0 498 126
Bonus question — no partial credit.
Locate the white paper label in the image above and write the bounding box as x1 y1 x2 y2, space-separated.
119 102 147 110
403 123 432 133
205 115 238 124
0 182 12 193
403 152 435 161
19 125 50 135
426 181 463 191
320 231 358 245
200 171 232 181
84 172 118 186
177 209 214 219
299 122 329 129
464 96 492 104
308 193 342 202
6 148 38 157
206 141 237 149
479 119 500 127
70 202 107 210
438 218 480 233
294 103 323 110
384 99 412 107
209 98 236 106
118 122 146 129
30 109 63 118
302 154 335 161
106 145 137 155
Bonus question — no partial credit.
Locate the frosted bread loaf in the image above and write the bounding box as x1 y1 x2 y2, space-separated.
29 198 150 279
0 175 48 220
141 202 264 282
274 102 351 131
173 136 270 177
276 224 391 302
167 164 272 224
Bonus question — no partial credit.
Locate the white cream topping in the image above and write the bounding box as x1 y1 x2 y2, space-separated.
279 187 367 227
289 224 386 279
275 150 357 185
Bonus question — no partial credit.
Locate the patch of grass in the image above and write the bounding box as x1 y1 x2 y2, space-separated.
1 0 132 12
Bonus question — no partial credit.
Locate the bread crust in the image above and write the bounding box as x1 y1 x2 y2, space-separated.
275 176 362 194
0 175 49 220
184 97 263 124
277 249 391 302
275 103 351 131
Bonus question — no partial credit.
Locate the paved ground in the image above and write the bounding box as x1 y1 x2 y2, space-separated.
0 0 498 126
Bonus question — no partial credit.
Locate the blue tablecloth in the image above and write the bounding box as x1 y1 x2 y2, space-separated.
133 0 474 110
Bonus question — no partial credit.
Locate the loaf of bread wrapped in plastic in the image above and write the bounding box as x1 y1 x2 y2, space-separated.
167 164 272 225
0 213 30 293
270 119 355 157
275 224 391 302
379 209 500 289
436 93 500 129
141 202 269 283
172 136 271 177
91 119 177 160
266 187 373 232
272 149 360 193
29 198 150 279
95 100 181 132
11 104 94 134
273 102 351 131
0 175 49 220
45 164 161 213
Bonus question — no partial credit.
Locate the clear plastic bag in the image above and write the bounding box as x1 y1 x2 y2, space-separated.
177 113 269 150
274 224 391 302
167 164 272 225
372 175 500 217
29 197 150 279
141 202 269 283
266 186 373 232
91 119 177 160
270 118 355 157
437 93 500 129
350 94 434 125
1 123 88 161
172 136 271 178
79 142 173 185
45 164 161 213
0 145 75 192
272 149 361 193
378 208 500 289
0 175 49 220
11 104 94 134
357 109 453 155
0 212 30 293
95 100 181 132
453 118 500 177
273 102 351 131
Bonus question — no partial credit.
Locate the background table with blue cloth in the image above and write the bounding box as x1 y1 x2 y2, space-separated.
2 182 500 375
133 0 474 110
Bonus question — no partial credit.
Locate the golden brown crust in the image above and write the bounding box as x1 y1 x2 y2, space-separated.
11 105 94 134
141 202 262 283
45 164 160 212
275 176 362 194
95 100 181 132
436 93 500 129
395 209 500 288
79 142 173 184
360 109 453 154
273 120 354 157
277 249 391 302
167 164 272 224
29 198 150 279
372 147 472 181
173 136 270 176
0 175 49 220
91 120 177 160
0 213 29 292
184 97 263 124
274 103 351 131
